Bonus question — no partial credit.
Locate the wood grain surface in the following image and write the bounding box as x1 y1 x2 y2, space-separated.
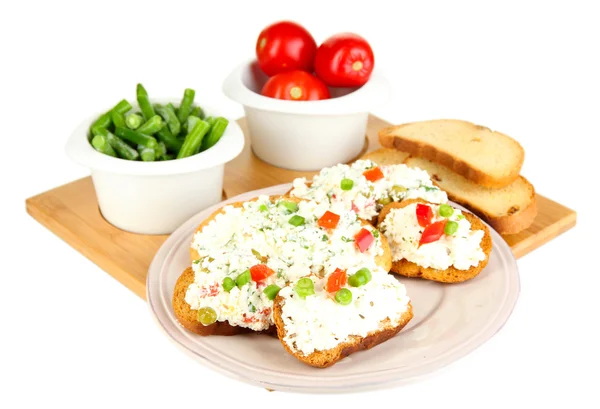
25 114 577 299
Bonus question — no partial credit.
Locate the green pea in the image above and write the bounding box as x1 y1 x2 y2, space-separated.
439 204 454 218
335 288 353 305
263 284 281 301
197 307 217 326
222 277 235 292
235 269 251 288
340 178 354 190
278 200 298 214
295 277 315 299
444 220 459 236
289 215 305 226
348 268 372 287
377 196 392 205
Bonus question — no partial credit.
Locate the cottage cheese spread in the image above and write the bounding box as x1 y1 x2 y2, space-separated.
290 160 448 221
380 203 486 270
185 196 385 331
278 268 411 356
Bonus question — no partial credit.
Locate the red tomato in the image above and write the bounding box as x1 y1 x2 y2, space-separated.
416 204 434 227
261 71 330 101
363 167 384 182
255 21 317 77
354 228 374 253
419 220 447 247
326 268 347 293
314 33 375 87
250 264 275 282
318 211 340 229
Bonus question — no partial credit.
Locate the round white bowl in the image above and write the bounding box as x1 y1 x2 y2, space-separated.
65 99 244 235
222 59 390 171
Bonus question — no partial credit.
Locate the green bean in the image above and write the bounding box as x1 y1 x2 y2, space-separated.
91 112 112 131
155 142 167 159
111 99 132 114
136 83 155 120
294 278 315 299
91 134 117 157
137 115 164 135
93 127 139 160
125 113 144 130
154 104 181 136
155 125 182 152
177 88 195 124
139 146 156 162
177 119 210 159
115 126 158 148
167 102 177 115
190 106 205 120
201 117 229 151
439 204 454 218
162 153 175 161
204 116 215 128
110 110 126 128
335 288 353 305
186 115 200 150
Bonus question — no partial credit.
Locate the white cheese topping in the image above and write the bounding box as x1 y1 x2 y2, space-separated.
185 196 385 331
278 268 410 356
380 203 486 270
290 160 448 220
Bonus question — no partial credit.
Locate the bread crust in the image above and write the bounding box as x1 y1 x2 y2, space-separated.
176 195 392 336
378 120 524 189
378 199 492 283
273 298 413 368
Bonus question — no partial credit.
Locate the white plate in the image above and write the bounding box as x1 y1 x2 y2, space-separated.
147 183 520 394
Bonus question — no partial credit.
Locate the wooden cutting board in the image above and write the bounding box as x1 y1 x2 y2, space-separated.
25 114 577 300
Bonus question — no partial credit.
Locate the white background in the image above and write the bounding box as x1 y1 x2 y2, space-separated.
2 0 598 407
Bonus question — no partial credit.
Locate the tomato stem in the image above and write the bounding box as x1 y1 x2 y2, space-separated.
352 60 363 71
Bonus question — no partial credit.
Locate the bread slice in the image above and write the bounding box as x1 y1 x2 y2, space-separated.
176 195 393 336
378 119 524 188
273 298 413 368
172 267 271 336
405 157 536 235
360 148 411 165
378 199 492 283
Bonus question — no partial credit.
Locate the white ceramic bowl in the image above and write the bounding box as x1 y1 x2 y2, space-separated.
222 60 390 171
65 99 244 235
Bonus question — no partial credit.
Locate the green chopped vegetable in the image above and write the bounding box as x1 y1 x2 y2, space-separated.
335 288 352 305
91 134 116 157
177 119 210 159
115 126 158 148
110 110 126 128
278 201 298 214
197 307 217 326
111 99 132 114
348 268 372 287
289 215 305 227
263 284 281 301
136 84 155 120
222 277 235 292
235 269 251 288
177 88 195 124
139 146 156 162
439 204 454 218
295 278 315 299
259 204 268 212
154 104 181 136
444 220 459 235
125 113 144 130
137 115 164 135
201 117 229 151
340 178 354 190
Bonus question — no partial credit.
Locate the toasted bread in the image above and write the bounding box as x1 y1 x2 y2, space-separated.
176 195 393 336
378 119 524 188
404 157 536 235
378 199 492 283
172 267 271 336
361 148 536 235
273 297 413 368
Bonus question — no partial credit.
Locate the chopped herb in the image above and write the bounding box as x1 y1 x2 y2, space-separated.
192 259 201 264
322 234 328 242
457 214 465 220
248 304 256 313
372 230 380 238
259 204 268 212
341 236 354 242
277 269 285 279
421 185 439 192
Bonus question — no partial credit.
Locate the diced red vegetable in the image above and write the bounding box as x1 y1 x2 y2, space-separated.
318 211 340 229
416 203 434 227
249 264 275 282
363 167 384 182
419 220 447 247
354 228 374 252
326 268 347 293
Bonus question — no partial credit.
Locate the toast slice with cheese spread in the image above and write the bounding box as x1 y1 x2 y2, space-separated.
273 273 413 368
288 160 447 224
360 148 536 235
378 199 492 283
173 195 393 336
378 119 524 189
